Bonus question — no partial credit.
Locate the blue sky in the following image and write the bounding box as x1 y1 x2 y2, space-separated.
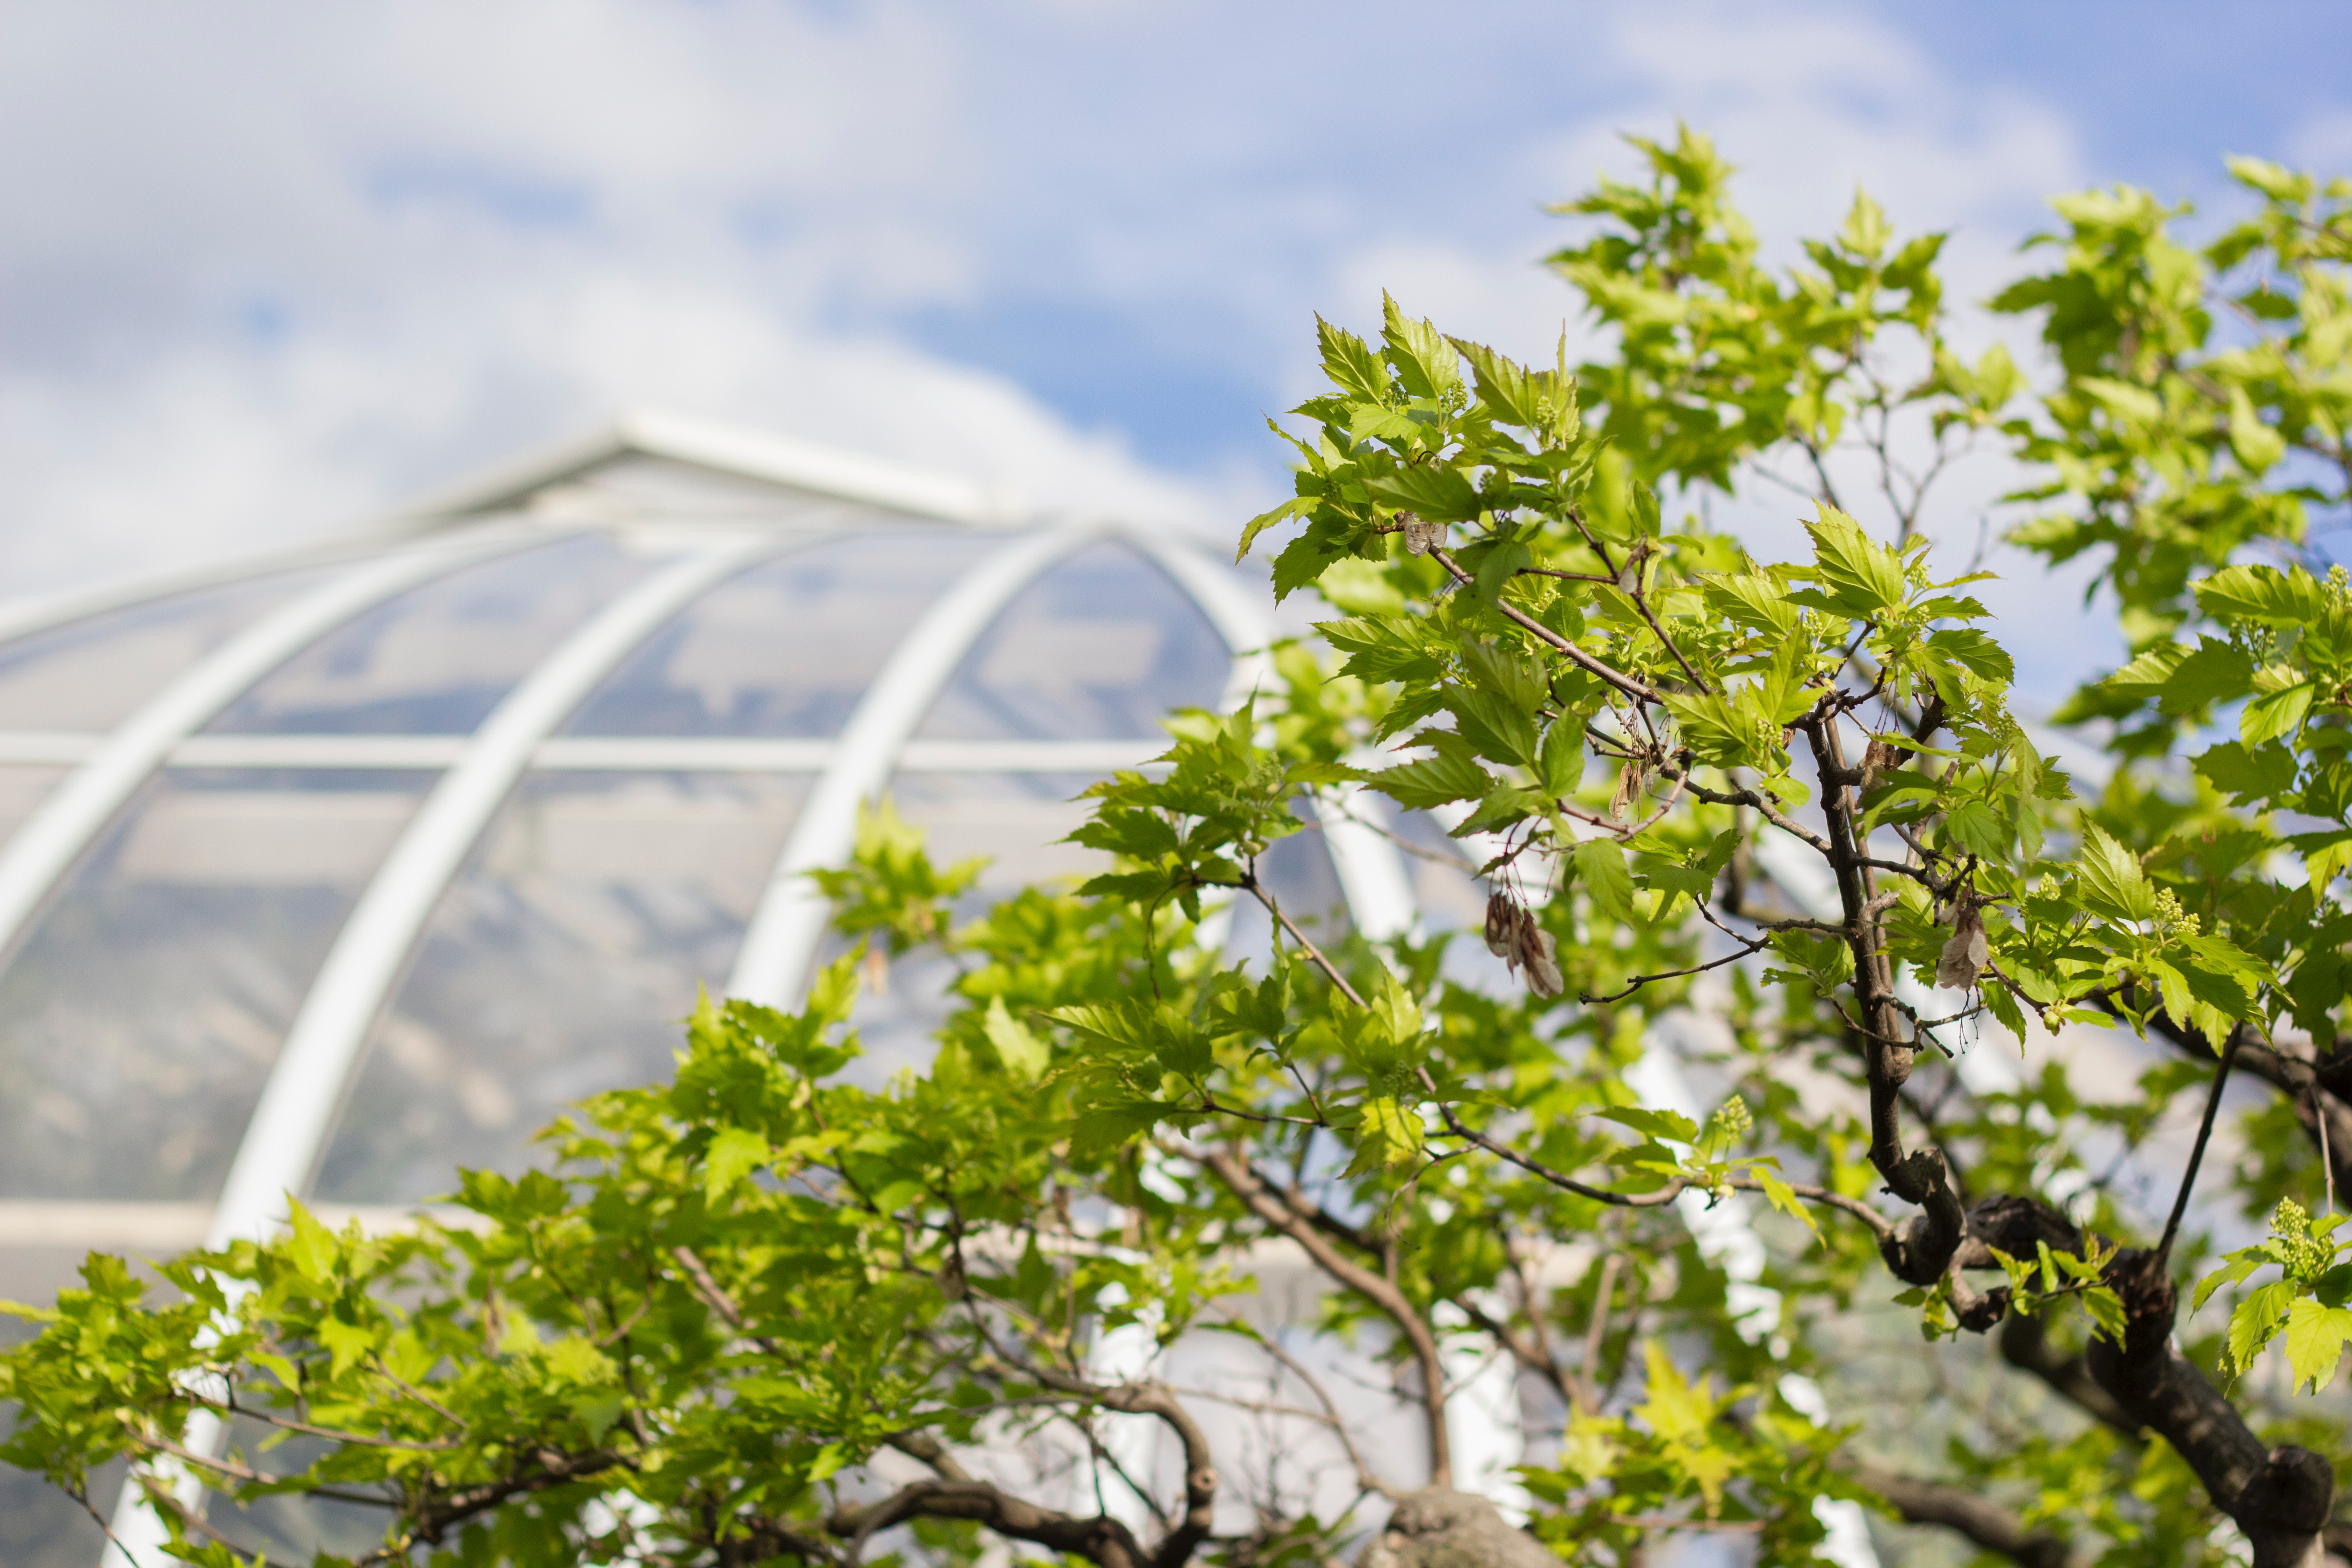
1 0 2347 696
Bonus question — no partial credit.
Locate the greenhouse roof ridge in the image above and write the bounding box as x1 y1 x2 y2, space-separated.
384 408 1005 529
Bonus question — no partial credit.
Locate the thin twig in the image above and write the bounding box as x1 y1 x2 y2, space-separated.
1579 1253 1621 1416
2319 1079 2338 1216
1580 935 1769 1005
1243 877 1367 1009
2159 1025 2242 1263
1428 546 1660 704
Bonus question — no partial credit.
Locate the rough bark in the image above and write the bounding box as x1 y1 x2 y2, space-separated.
1353 1488 1557 1568
1998 1311 2137 1437
2085 1248 2333 1568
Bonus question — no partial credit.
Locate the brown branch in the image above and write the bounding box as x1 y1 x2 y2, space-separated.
1801 715 1967 1287
831 1479 1151 1568
1851 1464 2079 1568
1026 1372 1220 1568
1240 875 1367 1009
1997 1311 2137 1438
1429 545 1661 704
2088 1248 2333 1568
2159 1025 2241 1262
1197 1148 1453 1489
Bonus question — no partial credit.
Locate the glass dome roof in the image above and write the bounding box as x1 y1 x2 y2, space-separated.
0 415 1480 1564
0 415 1445 1264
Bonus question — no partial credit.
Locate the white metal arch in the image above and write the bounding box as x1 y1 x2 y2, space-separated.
102 529 793 1568
1120 527 1422 941
206 532 788 1250
725 527 1096 1007
0 527 532 971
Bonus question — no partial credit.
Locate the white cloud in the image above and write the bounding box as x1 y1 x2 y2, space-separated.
0 0 2130 702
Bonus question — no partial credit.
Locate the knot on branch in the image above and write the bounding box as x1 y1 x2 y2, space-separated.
1876 1151 1970 1285
1955 1284 2014 1334
1957 1195 2087 1269
2236 1447 2337 1543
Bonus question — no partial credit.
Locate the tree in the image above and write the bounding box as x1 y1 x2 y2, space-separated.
7 128 2352 1568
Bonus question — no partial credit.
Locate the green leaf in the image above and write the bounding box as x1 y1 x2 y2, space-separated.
2194 1252 2266 1313
1753 1167 1822 1247
1315 316 1388 402
1380 292 1460 399
317 1316 375 1378
2229 386 2287 474
1595 1105 1700 1146
1572 838 1636 924
2195 740 2297 801
705 1127 770 1202
2198 564 2328 627
982 997 1048 1083
1237 496 1303 562
1945 799 2009 861
1343 1097 1427 1177
1364 464 1482 522
2283 1298 2352 1393
1367 737 1494 809
1803 502 1909 617
2076 823 2156 923
1924 627 2014 685
2242 682 2314 746
2229 1279 2298 1373
284 1198 338 1286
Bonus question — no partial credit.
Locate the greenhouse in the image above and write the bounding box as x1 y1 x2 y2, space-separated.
1 414 1489 1565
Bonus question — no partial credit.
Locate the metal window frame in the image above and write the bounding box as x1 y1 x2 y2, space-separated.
725 527 1095 1005
0 528 534 972
99 531 791 1568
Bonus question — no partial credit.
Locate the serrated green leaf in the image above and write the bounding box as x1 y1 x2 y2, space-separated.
2284 1298 2352 1392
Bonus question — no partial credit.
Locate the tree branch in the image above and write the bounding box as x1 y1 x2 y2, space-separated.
1851 1463 2079 1568
1197 1148 1453 1489
830 1479 1151 1568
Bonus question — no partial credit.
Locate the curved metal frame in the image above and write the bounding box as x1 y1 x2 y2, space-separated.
206 533 786 1249
725 528 1094 1006
101 531 791 1567
0 528 530 970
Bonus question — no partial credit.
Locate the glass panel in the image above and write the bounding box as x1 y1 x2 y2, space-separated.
315 770 808 1202
206 534 657 736
0 769 435 1201
915 542 1230 740
564 524 996 736
0 568 329 732
0 767 67 848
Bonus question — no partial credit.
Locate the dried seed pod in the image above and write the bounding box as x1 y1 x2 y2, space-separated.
1484 890 1518 959
1518 909 1564 998
1485 891 1563 997
1936 902 1989 991
1609 757 1646 820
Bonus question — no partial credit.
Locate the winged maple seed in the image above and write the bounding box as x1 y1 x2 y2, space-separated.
1936 899 1988 992
1485 890 1563 998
